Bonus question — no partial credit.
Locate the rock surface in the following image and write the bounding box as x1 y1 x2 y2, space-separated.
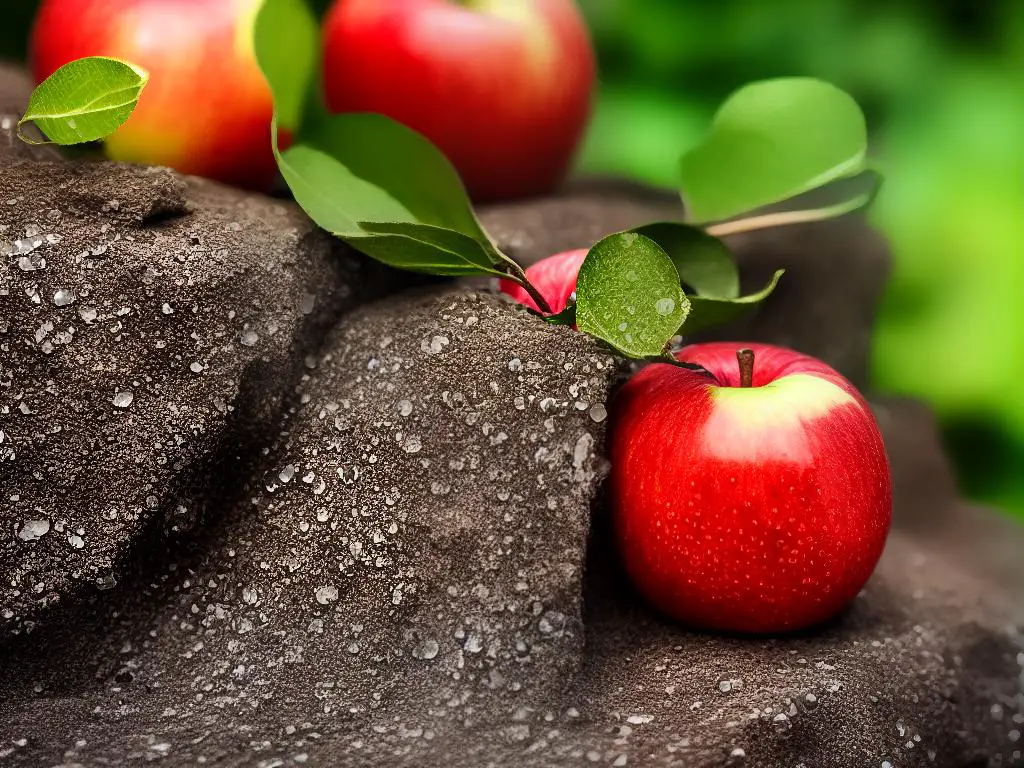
0 67 61 164
1 154 399 634
0 76 1021 766
0 288 626 766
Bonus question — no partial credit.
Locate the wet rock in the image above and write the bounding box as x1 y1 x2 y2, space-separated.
0 157 398 634
0 289 625 766
0 66 62 163
0 63 32 115
556 518 1024 768
480 179 890 386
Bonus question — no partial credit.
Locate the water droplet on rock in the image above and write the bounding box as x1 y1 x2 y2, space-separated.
538 610 566 635
17 253 46 271
18 519 50 541
315 585 338 605
413 638 440 660
52 288 76 306
112 390 134 408
422 335 449 355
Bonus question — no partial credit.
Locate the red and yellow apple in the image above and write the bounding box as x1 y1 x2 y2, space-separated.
610 342 891 633
321 0 596 202
499 247 586 313
30 0 280 189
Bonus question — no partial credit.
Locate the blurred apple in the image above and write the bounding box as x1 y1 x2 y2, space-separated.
321 0 596 202
30 0 281 189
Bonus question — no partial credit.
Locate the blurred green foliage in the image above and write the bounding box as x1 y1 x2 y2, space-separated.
4 0 1021 515
578 0 1024 517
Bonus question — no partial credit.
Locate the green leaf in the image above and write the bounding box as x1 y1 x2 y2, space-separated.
347 233 505 278
254 0 318 133
274 140 414 236
681 269 785 335
634 222 739 299
576 233 689 358
544 303 577 326
294 112 493 243
353 222 506 277
256 0 506 283
18 57 148 145
679 78 868 224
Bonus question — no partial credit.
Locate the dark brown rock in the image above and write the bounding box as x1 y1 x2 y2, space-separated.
0 65 62 163
0 289 625 766
0 157 399 635
0 63 31 115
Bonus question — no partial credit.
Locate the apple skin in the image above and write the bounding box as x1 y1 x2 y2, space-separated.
30 0 281 189
321 0 596 202
610 342 891 634
499 248 586 313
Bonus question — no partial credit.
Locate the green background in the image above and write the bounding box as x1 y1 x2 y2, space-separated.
4 0 1021 516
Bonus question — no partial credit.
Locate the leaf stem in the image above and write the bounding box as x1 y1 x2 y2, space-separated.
704 191 874 238
505 261 553 315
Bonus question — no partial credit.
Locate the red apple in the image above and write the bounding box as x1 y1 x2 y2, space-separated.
321 0 596 202
610 342 891 633
499 248 586 314
30 0 280 189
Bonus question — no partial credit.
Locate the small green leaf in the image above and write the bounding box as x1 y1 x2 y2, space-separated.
576 233 689 359
274 139 414 236
254 0 318 133
18 57 148 145
346 233 505 278
255 0 506 280
634 222 739 299
294 112 493 242
353 222 506 277
544 303 577 326
680 78 868 224
681 269 785 335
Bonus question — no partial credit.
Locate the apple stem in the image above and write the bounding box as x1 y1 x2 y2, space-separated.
506 263 554 315
737 348 755 387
